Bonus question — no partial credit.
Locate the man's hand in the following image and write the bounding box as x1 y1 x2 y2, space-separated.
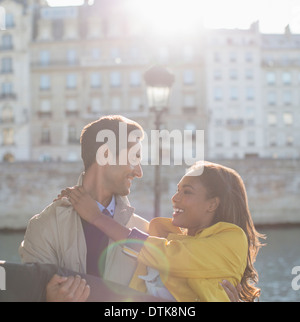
46 274 90 302
220 280 242 302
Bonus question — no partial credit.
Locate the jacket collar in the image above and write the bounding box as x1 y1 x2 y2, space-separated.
78 172 135 225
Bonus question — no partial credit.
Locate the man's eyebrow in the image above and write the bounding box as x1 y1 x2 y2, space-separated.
177 184 195 190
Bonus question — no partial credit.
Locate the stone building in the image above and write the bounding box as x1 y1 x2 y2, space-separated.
0 0 31 162
0 0 299 162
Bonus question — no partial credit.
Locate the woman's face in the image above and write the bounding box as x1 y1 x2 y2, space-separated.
171 174 218 235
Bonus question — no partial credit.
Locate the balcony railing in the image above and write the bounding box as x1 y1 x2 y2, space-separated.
0 93 17 100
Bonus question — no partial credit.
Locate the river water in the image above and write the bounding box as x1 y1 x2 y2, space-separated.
0 226 299 302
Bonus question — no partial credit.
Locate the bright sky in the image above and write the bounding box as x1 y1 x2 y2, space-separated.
46 0 300 34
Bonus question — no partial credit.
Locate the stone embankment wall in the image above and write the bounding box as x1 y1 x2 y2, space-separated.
0 159 299 229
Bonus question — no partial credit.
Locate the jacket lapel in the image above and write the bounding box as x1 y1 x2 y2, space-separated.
55 172 87 273
103 195 135 279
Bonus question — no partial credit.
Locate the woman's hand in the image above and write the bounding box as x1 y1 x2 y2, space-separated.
66 186 131 242
67 186 101 225
53 187 71 202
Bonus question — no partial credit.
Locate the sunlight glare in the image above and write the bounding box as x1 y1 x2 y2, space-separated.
128 0 204 35
47 0 85 7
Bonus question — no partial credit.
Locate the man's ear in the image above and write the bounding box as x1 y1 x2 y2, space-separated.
208 197 220 213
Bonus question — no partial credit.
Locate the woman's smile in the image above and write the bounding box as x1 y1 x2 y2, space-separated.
172 207 184 218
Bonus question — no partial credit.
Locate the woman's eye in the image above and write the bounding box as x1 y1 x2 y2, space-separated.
184 190 192 194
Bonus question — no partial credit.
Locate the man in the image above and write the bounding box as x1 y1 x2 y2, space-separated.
19 115 149 286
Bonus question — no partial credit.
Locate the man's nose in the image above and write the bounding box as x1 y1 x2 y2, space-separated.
133 163 143 178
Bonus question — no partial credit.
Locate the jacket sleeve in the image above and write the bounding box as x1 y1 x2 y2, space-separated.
18 204 59 265
137 225 248 279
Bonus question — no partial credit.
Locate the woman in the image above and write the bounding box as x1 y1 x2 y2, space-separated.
64 161 264 302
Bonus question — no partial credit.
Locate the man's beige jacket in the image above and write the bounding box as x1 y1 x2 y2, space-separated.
19 174 149 287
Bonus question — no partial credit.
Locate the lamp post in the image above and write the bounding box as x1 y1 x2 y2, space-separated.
144 65 175 218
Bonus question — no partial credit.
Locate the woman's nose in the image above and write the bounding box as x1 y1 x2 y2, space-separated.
172 191 180 203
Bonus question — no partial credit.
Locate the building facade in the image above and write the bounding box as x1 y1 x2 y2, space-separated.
0 0 31 162
0 0 299 163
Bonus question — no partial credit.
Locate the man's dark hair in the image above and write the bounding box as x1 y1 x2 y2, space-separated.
80 115 144 171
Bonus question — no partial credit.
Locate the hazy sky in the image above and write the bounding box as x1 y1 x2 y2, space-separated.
46 0 300 34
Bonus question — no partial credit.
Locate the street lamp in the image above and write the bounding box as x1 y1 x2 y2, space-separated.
144 65 175 218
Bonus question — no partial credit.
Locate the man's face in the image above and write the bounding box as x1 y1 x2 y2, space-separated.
102 141 143 196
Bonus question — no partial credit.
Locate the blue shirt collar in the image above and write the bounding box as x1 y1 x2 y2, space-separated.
96 195 115 217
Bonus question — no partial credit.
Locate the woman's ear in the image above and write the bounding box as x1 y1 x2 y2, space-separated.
208 197 220 213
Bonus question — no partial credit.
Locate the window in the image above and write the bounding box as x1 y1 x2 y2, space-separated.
90 72 101 88
40 75 50 90
111 97 121 111
229 69 238 80
66 99 77 112
247 131 255 146
129 47 139 61
40 51 50 66
246 87 254 100
245 52 253 63
283 91 292 105
286 135 293 146
282 72 291 85
90 98 101 113
130 96 142 111
214 52 221 63
267 91 276 105
40 99 51 113
110 47 121 62
91 48 100 60
214 87 223 101
215 131 223 147
65 21 78 39
283 112 293 125
66 74 77 89
1 82 12 94
41 127 50 144
183 70 195 85
3 128 14 145
246 106 255 125
158 46 169 63
1 57 12 73
110 71 121 87
268 113 277 126
229 52 237 63
230 87 238 100
67 49 77 65
183 95 196 108
214 70 222 80
266 72 276 85
245 69 254 80
269 133 277 147
129 71 141 87
1 105 13 122
183 45 194 62
230 132 239 146
68 125 78 144
5 13 14 28
1 34 13 50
